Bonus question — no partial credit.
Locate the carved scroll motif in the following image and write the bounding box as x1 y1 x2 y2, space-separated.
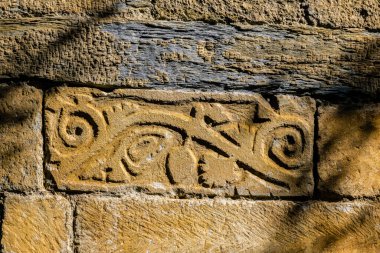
45 88 315 196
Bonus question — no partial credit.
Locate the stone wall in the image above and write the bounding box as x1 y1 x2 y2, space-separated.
0 1 379 252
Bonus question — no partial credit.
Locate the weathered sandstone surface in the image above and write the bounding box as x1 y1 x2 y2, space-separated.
45 87 315 197
0 0 379 252
75 196 380 253
318 105 380 197
2 194 72 253
0 19 378 92
0 84 43 191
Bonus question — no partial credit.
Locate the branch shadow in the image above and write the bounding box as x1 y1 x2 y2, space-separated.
263 39 380 252
0 4 379 252
0 84 43 191
261 200 379 252
4 1 126 87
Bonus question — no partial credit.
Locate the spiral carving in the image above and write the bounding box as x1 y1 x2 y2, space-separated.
58 110 98 149
255 119 311 170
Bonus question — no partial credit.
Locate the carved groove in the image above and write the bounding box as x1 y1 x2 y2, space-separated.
219 131 241 147
121 159 138 177
192 137 230 158
236 160 290 190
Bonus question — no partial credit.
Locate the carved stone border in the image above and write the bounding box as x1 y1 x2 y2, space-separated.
45 87 315 196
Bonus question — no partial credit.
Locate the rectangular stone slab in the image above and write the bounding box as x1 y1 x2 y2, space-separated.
1 19 379 92
1 0 379 30
75 196 380 252
0 84 43 191
2 194 72 253
45 87 315 196
154 0 380 30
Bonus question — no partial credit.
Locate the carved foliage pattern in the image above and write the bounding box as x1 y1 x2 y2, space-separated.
46 89 314 196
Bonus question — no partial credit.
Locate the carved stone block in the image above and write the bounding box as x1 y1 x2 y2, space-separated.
45 87 315 196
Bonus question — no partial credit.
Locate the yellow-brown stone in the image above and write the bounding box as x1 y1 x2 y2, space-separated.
154 0 304 26
0 84 43 191
154 0 380 29
1 0 379 30
1 0 380 252
0 0 153 19
318 105 380 197
2 194 72 253
45 87 315 196
0 19 378 91
75 195 380 253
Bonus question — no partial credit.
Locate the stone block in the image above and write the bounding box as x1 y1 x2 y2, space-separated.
45 87 315 196
75 196 380 253
318 105 380 197
154 0 380 29
306 0 380 30
1 0 379 30
154 0 305 26
1 194 72 253
0 84 43 191
0 19 378 91
0 0 152 19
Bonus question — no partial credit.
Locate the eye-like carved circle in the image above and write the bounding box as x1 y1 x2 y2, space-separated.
127 135 165 166
121 126 183 172
58 111 97 149
268 125 306 169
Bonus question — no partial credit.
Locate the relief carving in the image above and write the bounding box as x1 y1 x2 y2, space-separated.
45 88 315 196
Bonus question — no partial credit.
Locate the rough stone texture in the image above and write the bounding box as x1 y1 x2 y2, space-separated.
154 0 380 30
0 0 153 20
318 105 380 197
75 196 380 253
45 87 315 196
1 0 379 30
306 0 380 30
0 0 379 251
0 19 379 92
1 194 72 253
156 0 305 26
0 84 43 191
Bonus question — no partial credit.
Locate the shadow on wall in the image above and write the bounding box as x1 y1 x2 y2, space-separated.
317 104 380 198
2 0 379 93
0 84 42 190
262 200 379 252
7 2 125 86
0 85 34 160
262 102 380 252
0 2 379 251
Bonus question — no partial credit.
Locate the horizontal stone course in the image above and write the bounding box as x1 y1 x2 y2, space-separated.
0 84 43 191
1 194 72 253
0 0 379 30
155 0 380 30
75 196 380 253
0 19 379 92
0 0 153 19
